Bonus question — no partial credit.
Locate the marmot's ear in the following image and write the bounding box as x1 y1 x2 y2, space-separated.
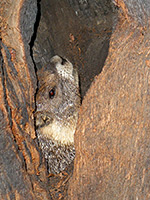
50 55 74 81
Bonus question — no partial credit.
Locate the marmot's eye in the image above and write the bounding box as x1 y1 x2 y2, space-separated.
49 88 55 99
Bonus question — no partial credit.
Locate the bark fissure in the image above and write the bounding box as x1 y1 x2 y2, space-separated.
1 0 150 199
0 42 13 129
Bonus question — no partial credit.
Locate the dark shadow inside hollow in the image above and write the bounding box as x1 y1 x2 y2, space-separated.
29 0 41 72
31 0 118 99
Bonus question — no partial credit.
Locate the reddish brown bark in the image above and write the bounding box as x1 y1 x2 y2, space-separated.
0 0 50 199
1 0 150 199
68 1 150 199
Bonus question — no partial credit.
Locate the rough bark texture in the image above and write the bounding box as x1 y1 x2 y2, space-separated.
68 0 150 199
0 0 50 199
1 0 116 199
1 0 150 199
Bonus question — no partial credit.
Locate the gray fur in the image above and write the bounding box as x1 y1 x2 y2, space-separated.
37 132 75 174
35 55 80 174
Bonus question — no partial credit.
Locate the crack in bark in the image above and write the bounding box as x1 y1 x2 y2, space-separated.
0 40 13 128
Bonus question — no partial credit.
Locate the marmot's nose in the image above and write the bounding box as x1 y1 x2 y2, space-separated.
35 113 53 128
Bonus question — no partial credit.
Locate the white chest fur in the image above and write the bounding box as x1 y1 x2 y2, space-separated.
39 118 77 145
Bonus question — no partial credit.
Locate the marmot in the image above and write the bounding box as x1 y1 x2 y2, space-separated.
35 55 80 174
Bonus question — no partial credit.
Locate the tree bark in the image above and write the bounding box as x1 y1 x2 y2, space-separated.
68 0 150 199
0 0 150 200
0 0 50 199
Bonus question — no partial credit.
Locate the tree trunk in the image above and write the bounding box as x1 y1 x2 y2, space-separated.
0 0 150 199
0 0 50 199
68 0 150 199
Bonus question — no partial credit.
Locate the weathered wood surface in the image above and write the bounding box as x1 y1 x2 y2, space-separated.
0 0 50 199
68 0 150 199
0 0 150 199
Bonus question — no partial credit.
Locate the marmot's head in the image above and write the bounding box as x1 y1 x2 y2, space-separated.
35 55 80 146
